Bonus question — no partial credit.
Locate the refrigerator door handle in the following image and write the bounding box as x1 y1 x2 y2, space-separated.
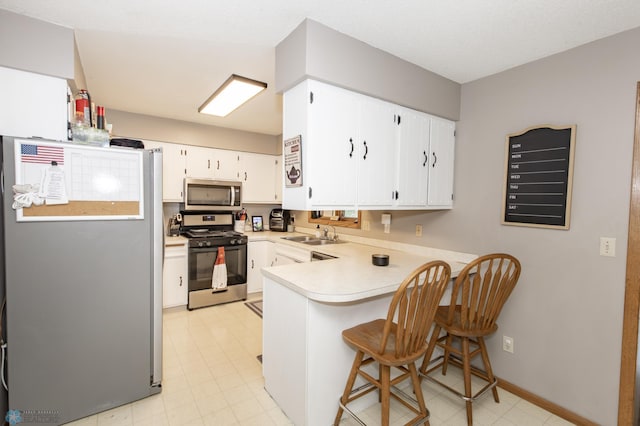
151 148 163 386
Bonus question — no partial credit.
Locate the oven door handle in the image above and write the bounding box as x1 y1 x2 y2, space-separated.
189 245 245 254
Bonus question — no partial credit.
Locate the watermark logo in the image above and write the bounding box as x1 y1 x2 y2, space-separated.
5 409 59 424
5 410 22 425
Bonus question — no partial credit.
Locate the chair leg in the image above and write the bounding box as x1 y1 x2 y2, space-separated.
380 364 391 426
334 350 365 425
478 336 500 403
419 325 441 375
379 363 383 402
442 333 454 375
461 337 473 426
409 362 428 420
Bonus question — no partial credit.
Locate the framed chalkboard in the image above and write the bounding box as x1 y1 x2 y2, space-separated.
502 125 576 229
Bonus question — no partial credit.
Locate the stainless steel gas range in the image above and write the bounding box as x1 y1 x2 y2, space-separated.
180 211 248 310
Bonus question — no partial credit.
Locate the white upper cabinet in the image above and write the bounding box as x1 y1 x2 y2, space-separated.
185 145 216 179
143 140 187 202
304 80 359 208
0 67 68 141
283 79 456 211
395 108 431 207
357 97 397 208
239 152 282 204
211 149 240 181
427 117 455 207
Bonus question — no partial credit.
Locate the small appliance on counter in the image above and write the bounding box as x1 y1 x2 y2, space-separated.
269 209 291 232
167 213 182 236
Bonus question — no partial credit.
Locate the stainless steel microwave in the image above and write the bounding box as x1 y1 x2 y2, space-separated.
184 178 242 211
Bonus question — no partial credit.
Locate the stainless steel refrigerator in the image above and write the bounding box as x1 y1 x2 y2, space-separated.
0 136 163 425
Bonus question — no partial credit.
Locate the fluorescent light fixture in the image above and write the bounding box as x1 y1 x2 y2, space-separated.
198 74 267 117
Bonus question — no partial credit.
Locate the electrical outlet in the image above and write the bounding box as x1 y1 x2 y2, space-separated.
600 237 616 257
503 336 514 353
415 225 423 237
362 220 370 231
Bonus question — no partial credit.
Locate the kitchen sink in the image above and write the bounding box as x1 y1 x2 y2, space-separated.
301 239 345 246
281 235 345 245
281 235 318 242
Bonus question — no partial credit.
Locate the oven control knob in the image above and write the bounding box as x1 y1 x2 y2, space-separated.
205 241 212 247
197 241 203 247
230 239 237 245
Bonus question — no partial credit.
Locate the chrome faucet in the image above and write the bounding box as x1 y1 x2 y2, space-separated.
323 226 338 241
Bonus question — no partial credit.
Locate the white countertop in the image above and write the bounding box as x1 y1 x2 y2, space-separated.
164 235 188 245
254 228 476 303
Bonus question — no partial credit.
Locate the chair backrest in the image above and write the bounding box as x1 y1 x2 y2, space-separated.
446 253 521 334
379 260 451 358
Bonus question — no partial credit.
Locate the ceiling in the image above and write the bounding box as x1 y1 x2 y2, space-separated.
2 0 640 137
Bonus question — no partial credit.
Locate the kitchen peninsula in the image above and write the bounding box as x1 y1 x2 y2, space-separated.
260 234 475 426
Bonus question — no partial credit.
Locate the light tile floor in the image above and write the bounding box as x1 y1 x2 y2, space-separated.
67 294 574 425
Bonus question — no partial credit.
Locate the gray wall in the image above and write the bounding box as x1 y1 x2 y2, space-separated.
0 9 74 79
276 19 461 121
108 109 281 155
450 29 636 425
294 26 640 425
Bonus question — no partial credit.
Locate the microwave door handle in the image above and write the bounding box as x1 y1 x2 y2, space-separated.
230 186 235 206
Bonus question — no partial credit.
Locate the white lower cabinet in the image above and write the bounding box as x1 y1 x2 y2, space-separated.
247 240 273 293
272 243 310 265
163 240 188 308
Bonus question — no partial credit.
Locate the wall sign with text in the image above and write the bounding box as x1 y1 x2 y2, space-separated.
284 135 303 187
502 125 576 229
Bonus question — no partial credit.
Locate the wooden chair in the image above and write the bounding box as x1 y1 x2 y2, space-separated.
419 253 521 426
333 260 452 426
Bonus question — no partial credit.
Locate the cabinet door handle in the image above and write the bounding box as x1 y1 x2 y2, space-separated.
208 159 210 169
217 160 220 170
423 151 428 167
395 191 399 200
363 141 368 160
432 152 437 168
179 276 183 286
244 172 248 181
349 138 354 158
251 260 255 269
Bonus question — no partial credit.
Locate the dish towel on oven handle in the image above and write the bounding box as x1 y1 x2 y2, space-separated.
211 247 228 290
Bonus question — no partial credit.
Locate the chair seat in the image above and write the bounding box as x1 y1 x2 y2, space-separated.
434 305 499 338
343 319 428 367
